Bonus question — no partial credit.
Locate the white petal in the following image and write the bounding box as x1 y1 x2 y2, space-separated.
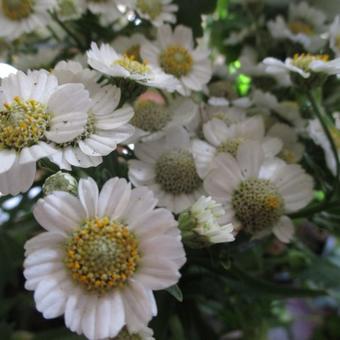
0 150 16 174
273 216 295 243
78 177 99 218
236 141 264 178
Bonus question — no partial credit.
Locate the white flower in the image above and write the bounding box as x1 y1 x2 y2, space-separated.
50 60 134 170
24 176 186 340
0 0 57 41
0 70 91 195
239 46 291 88
129 89 198 142
192 116 282 178
328 15 340 57
56 0 87 21
113 33 147 61
133 0 178 27
141 25 212 95
204 141 314 243
251 90 306 129
263 54 340 79
267 2 326 52
308 115 340 175
189 196 235 244
267 123 304 164
87 42 179 92
87 0 132 25
129 127 205 214
0 62 17 79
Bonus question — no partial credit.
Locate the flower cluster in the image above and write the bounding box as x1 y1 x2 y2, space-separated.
2 0 340 339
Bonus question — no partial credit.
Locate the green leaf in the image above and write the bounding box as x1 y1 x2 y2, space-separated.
166 284 183 302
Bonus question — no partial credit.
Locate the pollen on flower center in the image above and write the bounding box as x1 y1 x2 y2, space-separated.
0 96 50 151
115 55 150 75
279 148 296 164
131 99 171 132
217 138 244 157
232 178 284 234
160 45 193 78
125 44 142 63
288 20 314 36
155 150 202 195
292 53 329 72
136 0 162 19
65 217 140 293
2 0 34 20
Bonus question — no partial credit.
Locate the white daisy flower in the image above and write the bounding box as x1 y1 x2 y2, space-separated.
134 0 178 27
267 1 326 52
267 123 304 164
308 114 340 175
192 116 283 178
50 60 134 170
201 101 248 126
0 62 17 79
87 42 179 92
204 141 314 243
0 0 57 41
179 196 235 248
141 25 212 96
24 176 186 340
113 33 147 62
56 0 87 21
0 70 91 195
87 0 132 25
263 54 340 80
130 89 198 142
129 127 205 214
239 46 291 88
328 15 340 57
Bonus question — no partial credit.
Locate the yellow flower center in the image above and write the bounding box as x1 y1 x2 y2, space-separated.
136 0 162 19
288 20 314 36
116 327 142 340
160 45 193 78
2 0 34 20
217 138 245 157
232 178 284 234
0 96 50 151
125 44 142 63
279 148 297 164
65 217 140 293
292 53 329 72
115 55 150 76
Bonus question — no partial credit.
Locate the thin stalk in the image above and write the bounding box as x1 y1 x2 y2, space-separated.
49 12 85 50
307 90 340 199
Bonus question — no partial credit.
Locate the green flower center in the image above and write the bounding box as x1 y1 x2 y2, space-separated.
136 0 162 19
2 0 34 20
232 178 284 234
217 138 244 157
155 150 202 195
0 96 50 151
65 217 140 293
131 99 171 132
160 45 193 78
116 327 142 340
288 20 314 36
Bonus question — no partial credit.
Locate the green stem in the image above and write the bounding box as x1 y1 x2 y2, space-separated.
307 90 340 199
49 12 85 50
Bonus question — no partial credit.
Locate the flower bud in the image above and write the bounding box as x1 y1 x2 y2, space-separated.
43 171 78 196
